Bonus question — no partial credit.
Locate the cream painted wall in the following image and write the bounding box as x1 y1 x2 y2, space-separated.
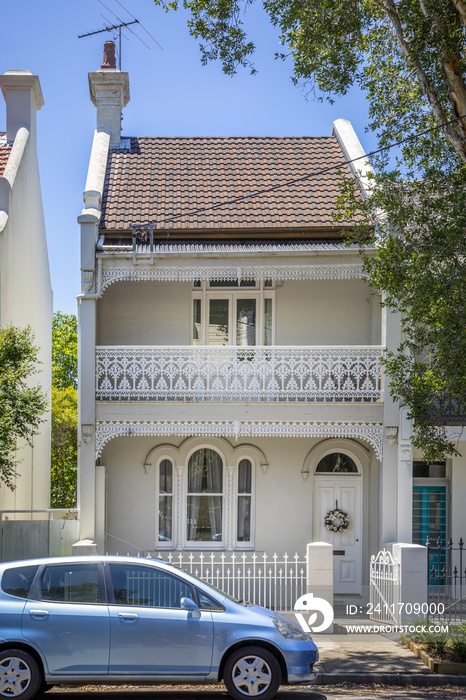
0 122 52 512
276 279 381 346
101 434 378 587
97 278 381 347
98 281 191 345
451 449 466 543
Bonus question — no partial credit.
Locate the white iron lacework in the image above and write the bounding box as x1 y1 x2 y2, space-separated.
100 264 365 291
95 420 383 459
96 346 383 403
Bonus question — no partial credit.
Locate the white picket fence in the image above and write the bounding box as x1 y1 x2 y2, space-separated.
156 551 307 612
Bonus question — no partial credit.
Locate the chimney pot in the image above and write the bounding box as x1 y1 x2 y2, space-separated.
101 41 116 69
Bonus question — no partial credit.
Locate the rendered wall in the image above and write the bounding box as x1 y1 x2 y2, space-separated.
0 119 52 512
97 278 381 347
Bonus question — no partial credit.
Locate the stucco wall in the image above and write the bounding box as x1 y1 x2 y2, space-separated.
100 435 379 586
98 282 191 345
0 129 52 512
97 278 381 346
276 279 380 345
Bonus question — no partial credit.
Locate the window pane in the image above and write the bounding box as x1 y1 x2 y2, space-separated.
236 299 256 346
187 496 222 541
159 496 172 541
209 299 229 345
2 565 39 599
41 564 101 603
238 459 252 494
237 496 251 542
159 459 172 494
196 589 224 610
316 453 358 473
193 299 201 345
188 449 223 493
264 298 272 346
109 564 192 607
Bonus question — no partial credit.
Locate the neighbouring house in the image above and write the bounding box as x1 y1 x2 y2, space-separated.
77 45 466 598
0 71 52 517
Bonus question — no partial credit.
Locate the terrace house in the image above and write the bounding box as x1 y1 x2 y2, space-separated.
77 47 450 596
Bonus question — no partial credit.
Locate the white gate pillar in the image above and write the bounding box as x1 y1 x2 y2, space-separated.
306 542 333 633
392 543 428 623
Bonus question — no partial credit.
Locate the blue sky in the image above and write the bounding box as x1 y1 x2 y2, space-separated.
2 0 376 314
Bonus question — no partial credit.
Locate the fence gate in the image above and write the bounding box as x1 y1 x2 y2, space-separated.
369 550 401 624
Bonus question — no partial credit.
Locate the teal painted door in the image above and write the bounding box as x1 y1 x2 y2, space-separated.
413 485 447 575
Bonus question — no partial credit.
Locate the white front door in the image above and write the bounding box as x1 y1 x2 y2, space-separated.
313 476 362 594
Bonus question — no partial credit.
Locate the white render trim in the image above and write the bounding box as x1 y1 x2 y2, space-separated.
100 263 365 291
332 119 375 199
95 419 383 459
83 128 111 211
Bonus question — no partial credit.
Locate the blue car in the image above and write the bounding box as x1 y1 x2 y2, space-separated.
0 555 318 700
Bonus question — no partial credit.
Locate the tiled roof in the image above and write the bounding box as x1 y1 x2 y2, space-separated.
100 136 361 234
0 133 12 177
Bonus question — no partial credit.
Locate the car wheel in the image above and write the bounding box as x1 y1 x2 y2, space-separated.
0 650 42 700
223 646 282 700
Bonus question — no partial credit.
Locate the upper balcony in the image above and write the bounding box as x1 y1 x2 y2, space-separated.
96 346 384 403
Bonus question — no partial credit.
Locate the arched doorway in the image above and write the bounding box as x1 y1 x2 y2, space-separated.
311 446 363 594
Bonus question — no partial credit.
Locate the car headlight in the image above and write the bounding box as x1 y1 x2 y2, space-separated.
272 616 311 641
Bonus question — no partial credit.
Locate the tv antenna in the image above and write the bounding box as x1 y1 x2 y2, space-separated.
78 0 162 70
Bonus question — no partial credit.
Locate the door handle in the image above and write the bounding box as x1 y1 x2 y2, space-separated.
29 610 50 619
118 612 139 621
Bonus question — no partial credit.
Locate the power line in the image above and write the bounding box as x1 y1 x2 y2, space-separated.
136 113 466 228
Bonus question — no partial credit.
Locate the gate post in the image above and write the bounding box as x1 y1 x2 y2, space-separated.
306 542 333 632
392 543 428 624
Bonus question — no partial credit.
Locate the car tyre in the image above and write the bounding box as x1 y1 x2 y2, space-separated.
0 649 42 700
223 646 282 700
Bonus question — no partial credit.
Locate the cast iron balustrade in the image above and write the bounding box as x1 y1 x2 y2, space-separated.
96 346 383 403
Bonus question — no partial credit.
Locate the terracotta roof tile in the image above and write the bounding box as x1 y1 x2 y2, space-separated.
0 133 12 177
100 136 361 234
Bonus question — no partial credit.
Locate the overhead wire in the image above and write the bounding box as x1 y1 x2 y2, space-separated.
135 113 466 228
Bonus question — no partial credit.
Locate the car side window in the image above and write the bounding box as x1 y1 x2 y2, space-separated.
40 564 102 603
109 564 192 608
196 588 224 611
2 565 39 599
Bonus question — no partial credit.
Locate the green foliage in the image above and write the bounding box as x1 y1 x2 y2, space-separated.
154 0 466 460
0 326 47 490
51 386 77 508
51 312 78 508
52 311 77 390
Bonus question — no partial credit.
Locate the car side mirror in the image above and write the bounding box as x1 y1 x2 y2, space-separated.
180 597 201 619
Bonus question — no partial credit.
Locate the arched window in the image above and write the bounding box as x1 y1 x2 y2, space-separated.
157 458 173 544
187 448 223 543
237 459 252 543
316 453 358 473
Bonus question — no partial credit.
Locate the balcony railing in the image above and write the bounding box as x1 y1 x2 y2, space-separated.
96 346 384 403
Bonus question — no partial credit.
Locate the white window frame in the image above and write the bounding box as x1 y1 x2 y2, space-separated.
155 456 175 550
191 280 275 346
235 456 255 550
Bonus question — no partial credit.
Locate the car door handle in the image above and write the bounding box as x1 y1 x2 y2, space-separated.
118 612 139 621
29 610 50 619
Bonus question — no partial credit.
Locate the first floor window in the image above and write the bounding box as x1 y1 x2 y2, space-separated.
158 459 173 542
187 448 223 542
155 447 255 550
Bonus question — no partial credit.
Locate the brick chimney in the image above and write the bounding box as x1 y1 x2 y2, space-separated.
88 42 130 147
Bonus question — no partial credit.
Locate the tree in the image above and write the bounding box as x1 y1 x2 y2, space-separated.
155 0 466 460
0 326 47 489
52 311 77 390
51 312 77 508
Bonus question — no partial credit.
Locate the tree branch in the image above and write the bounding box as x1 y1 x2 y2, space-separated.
451 0 466 30
385 0 466 162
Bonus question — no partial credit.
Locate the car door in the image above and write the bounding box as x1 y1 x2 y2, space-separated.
106 562 213 675
22 562 110 675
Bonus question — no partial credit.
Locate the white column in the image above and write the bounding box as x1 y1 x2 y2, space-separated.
95 465 107 554
397 409 413 542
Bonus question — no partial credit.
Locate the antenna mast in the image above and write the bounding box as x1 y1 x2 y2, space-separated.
78 20 139 70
